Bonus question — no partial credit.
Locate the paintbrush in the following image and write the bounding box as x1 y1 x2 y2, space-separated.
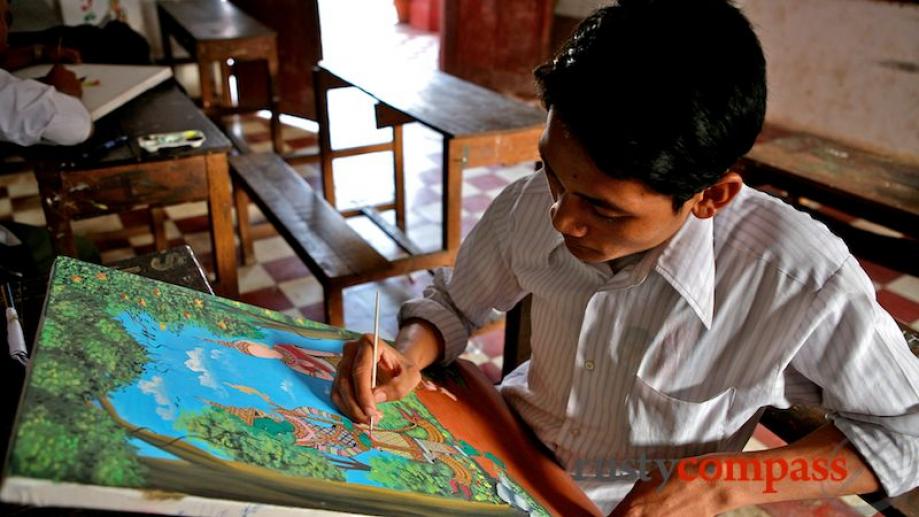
369 289 380 440
2 283 28 366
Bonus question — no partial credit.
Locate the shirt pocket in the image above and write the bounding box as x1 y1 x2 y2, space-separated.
627 375 735 449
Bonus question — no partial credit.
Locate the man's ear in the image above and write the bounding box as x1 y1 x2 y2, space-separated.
690 172 743 219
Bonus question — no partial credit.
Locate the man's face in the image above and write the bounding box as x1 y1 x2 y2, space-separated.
539 108 698 264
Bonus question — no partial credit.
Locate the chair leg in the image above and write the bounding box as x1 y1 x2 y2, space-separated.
233 179 255 266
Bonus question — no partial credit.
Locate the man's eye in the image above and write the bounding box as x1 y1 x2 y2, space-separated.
594 210 621 222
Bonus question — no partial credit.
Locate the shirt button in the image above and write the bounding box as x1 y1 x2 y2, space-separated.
584 360 595 371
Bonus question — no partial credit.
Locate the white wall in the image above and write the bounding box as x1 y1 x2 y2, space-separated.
554 0 919 161
737 0 918 161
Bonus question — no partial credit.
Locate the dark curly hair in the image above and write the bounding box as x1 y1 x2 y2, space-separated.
535 0 766 208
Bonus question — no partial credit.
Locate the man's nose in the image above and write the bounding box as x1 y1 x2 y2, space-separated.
550 195 588 238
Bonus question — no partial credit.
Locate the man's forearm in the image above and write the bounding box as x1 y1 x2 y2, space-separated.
395 318 446 370
704 423 881 512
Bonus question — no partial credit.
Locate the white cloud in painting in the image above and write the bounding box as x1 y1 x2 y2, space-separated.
139 375 176 421
210 349 225 360
280 378 294 398
185 347 218 388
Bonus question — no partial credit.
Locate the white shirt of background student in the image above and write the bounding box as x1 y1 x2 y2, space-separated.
0 0 91 146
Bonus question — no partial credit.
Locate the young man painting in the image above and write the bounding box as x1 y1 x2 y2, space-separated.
333 0 919 514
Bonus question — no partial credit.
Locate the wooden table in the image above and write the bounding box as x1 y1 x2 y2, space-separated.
739 125 919 237
157 0 282 152
30 82 238 298
315 60 547 265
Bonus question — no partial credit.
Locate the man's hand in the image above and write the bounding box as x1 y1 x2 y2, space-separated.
331 333 423 424
40 63 82 98
609 461 731 517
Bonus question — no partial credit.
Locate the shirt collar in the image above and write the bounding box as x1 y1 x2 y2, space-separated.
649 215 716 328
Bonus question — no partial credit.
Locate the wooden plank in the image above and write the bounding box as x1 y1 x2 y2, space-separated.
58 157 209 217
455 127 542 169
360 207 423 256
741 125 919 236
328 142 394 160
230 154 389 281
320 61 546 139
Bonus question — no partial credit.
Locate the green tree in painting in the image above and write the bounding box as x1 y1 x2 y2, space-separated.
11 258 270 486
12 400 146 486
175 405 345 481
369 455 457 497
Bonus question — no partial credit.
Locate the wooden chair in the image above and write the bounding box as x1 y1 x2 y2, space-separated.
503 294 919 515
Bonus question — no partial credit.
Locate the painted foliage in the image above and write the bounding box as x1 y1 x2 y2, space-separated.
4 257 546 516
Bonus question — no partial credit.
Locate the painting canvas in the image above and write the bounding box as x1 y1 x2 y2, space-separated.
14 64 173 121
0 257 551 516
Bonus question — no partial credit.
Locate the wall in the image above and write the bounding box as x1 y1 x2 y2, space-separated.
552 0 919 161
737 0 918 161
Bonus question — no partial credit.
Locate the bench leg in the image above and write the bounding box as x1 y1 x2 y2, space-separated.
151 207 168 252
234 179 255 265
393 124 406 231
324 286 344 327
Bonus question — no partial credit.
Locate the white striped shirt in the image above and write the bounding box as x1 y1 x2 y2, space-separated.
400 171 919 513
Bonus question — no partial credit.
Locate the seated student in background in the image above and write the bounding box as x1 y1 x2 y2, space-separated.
0 0 91 146
333 0 918 515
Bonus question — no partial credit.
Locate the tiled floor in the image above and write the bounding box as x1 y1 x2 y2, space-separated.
1 1 915 514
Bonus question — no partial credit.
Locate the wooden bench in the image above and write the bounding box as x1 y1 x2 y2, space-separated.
738 125 919 274
504 295 919 515
230 153 389 325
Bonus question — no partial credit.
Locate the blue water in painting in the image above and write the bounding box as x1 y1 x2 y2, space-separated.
107 311 389 486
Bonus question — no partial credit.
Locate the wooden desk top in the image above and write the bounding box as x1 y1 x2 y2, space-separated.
744 125 919 224
320 61 547 139
158 0 275 42
32 81 231 171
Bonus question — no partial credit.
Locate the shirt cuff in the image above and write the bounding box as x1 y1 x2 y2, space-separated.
830 415 919 497
398 297 470 365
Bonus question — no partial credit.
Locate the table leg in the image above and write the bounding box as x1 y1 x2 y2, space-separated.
442 138 464 257
197 50 217 112
151 207 168 251
158 7 174 66
393 124 406 231
315 68 336 207
233 178 255 265
219 60 233 108
34 165 77 257
267 49 284 155
205 153 238 298
324 285 344 327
